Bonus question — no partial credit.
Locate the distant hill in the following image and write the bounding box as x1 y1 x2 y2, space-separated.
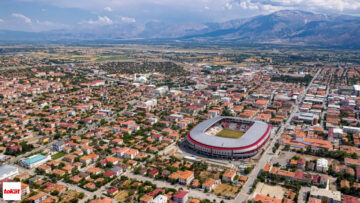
1 10 359 48
183 10 360 48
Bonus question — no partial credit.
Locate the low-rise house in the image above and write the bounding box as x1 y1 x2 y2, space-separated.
173 190 188 203
297 158 306 170
84 182 96 190
37 164 51 173
112 138 123 145
80 156 92 165
21 182 30 196
202 178 217 191
345 158 360 167
149 169 159 177
107 187 118 196
151 134 163 142
140 194 153 203
63 154 77 163
52 169 66 177
222 169 236 182
87 167 103 175
114 147 130 157
43 183 66 194
178 170 194 185
254 194 281 203
110 166 123 176
148 188 165 197
89 198 113 203
123 149 139 159
343 195 359 203
27 192 48 203
341 180 351 188
104 170 116 178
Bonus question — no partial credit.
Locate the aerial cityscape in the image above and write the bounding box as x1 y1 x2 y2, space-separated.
0 0 360 203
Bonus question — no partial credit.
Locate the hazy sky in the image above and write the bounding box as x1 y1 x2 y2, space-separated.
1 0 360 31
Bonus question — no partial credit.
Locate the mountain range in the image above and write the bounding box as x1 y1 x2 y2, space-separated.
1 10 360 48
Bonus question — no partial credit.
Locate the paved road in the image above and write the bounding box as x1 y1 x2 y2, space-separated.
298 186 311 203
124 171 225 202
320 74 332 128
234 69 321 203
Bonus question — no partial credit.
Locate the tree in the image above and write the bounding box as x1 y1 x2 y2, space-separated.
244 167 253 175
222 109 232 116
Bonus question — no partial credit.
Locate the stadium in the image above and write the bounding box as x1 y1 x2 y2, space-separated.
185 116 271 159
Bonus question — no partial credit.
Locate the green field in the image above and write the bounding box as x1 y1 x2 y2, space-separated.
216 129 244 139
51 152 65 160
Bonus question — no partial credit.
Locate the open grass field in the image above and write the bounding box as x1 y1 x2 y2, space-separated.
51 152 65 160
216 129 244 139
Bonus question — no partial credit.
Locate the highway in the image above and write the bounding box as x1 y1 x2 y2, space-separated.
234 69 321 202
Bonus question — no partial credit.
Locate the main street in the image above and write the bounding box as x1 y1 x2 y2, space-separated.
234 69 321 202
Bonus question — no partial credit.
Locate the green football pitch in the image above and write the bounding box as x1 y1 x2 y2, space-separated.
216 129 244 139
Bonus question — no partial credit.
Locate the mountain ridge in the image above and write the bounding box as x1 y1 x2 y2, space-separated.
1 10 359 48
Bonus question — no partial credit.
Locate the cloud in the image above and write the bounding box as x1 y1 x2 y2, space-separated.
15 0 360 12
104 6 112 12
225 2 233 10
0 19 3 23
121 17 136 23
238 0 259 10
242 0 360 11
87 16 113 25
12 13 32 24
36 20 54 26
8 0 360 26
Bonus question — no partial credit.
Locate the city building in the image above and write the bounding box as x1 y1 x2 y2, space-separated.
310 186 341 203
316 158 328 173
0 165 19 180
150 195 167 203
19 154 51 169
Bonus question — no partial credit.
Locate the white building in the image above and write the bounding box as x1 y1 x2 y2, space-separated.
150 195 167 203
221 97 231 103
310 186 341 203
316 158 328 173
0 165 19 180
208 110 220 118
154 86 169 95
19 154 51 169
294 112 319 125
333 128 343 138
144 99 157 108
354 85 360 96
343 126 360 134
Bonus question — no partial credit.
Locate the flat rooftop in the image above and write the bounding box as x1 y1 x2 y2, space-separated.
23 154 47 164
0 165 18 176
